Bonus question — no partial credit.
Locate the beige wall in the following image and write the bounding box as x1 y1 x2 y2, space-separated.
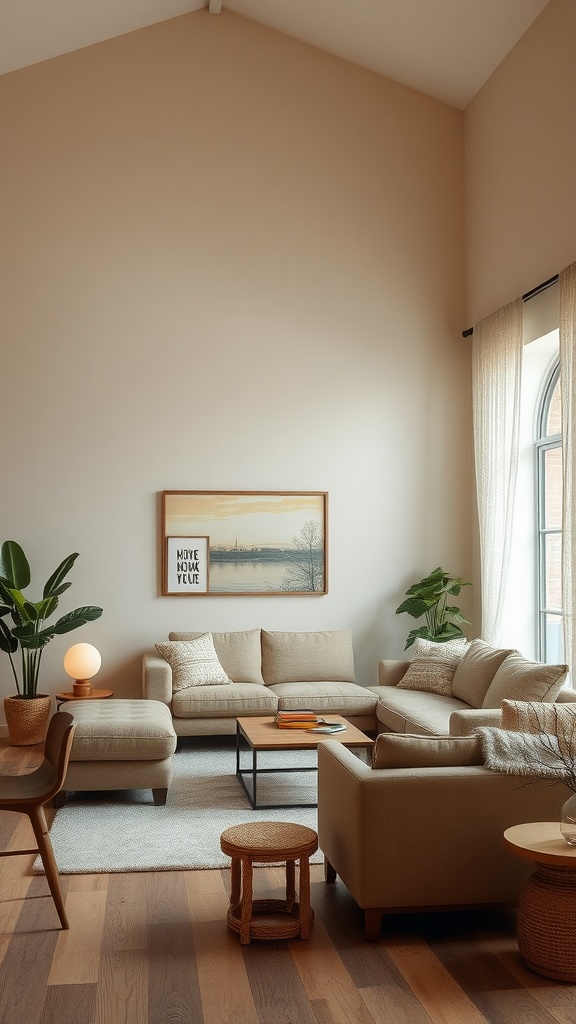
0 11 470 708
466 0 576 325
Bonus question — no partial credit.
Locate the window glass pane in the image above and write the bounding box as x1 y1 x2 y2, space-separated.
546 378 561 435
544 613 563 665
543 446 562 528
536 358 562 663
544 532 562 609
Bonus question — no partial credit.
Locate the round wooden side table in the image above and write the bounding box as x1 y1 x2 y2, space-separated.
504 821 576 982
55 689 114 708
220 821 318 944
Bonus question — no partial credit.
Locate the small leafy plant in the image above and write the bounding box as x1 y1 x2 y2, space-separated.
0 540 103 698
396 566 471 650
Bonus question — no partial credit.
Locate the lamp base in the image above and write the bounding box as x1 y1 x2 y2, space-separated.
72 679 92 697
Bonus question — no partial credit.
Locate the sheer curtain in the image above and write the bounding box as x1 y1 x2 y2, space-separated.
472 299 523 645
560 262 576 676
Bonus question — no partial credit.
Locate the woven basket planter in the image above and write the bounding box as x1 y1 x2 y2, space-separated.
4 694 51 746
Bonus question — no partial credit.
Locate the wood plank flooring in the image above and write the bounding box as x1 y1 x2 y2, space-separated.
1 739 575 1024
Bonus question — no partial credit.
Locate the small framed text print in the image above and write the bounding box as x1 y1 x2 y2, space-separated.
164 536 209 595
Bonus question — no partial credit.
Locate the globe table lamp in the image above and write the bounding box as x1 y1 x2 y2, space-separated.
63 643 102 697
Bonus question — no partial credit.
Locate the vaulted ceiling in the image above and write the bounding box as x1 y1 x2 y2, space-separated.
0 0 550 108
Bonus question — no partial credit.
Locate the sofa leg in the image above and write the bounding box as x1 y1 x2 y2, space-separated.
324 858 337 883
364 908 383 942
153 788 168 806
53 791 66 809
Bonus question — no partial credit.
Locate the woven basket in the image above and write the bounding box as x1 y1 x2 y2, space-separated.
4 694 51 746
517 865 576 982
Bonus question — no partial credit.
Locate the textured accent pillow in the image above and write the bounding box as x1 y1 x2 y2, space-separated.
501 699 576 736
372 732 483 769
451 639 514 708
481 653 568 709
261 629 356 686
155 635 230 691
169 629 264 684
396 637 468 697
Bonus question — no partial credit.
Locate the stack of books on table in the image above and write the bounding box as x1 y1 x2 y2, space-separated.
274 711 347 733
274 710 320 729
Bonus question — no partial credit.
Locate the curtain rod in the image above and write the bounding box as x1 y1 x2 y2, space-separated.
462 274 559 338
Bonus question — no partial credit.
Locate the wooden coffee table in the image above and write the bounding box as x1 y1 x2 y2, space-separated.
236 715 373 809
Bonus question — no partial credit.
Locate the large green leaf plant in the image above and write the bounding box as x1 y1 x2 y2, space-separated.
396 567 471 650
0 540 103 698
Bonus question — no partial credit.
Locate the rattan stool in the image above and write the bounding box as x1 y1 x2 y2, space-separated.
220 821 318 944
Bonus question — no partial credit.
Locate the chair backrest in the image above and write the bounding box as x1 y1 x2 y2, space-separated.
43 711 76 797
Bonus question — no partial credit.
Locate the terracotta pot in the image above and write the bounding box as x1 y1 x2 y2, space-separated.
4 694 51 746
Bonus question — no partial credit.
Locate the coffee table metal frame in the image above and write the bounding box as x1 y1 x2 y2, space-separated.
235 715 373 810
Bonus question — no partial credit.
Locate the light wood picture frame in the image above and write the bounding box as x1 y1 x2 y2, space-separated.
161 491 328 596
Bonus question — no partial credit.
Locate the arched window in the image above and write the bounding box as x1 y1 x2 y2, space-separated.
536 362 562 662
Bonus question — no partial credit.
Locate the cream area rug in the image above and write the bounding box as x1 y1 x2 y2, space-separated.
36 740 326 874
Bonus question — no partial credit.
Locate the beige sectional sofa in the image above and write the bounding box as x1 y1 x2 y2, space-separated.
318 730 573 941
369 638 575 736
142 628 378 736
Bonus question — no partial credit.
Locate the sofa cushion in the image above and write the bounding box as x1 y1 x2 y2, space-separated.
481 653 568 708
172 682 278 719
271 681 377 716
375 688 469 735
261 629 356 686
372 732 483 769
169 629 264 685
67 699 176 761
155 635 229 690
451 639 513 708
500 698 576 736
396 637 468 697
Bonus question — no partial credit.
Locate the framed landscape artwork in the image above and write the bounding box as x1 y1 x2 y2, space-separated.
162 491 328 596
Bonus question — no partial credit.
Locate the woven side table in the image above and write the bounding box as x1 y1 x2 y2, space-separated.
220 821 318 944
504 821 576 982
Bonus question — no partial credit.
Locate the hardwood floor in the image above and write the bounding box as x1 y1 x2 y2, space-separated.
1 740 575 1024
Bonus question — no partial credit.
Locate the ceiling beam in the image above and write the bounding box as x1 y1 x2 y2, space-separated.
209 0 222 12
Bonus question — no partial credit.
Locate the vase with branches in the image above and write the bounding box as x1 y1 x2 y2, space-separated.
483 703 576 845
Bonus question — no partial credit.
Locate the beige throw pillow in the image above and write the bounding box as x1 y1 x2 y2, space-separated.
372 732 483 769
169 628 264 684
451 639 513 708
481 653 568 709
396 637 468 697
155 634 230 691
501 698 576 736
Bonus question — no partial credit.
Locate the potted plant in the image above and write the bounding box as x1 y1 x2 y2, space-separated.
0 540 103 745
396 566 471 650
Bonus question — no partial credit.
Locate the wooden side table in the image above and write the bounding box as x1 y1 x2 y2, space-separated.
55 689 113 709
220 821 318 944
504 821 576 982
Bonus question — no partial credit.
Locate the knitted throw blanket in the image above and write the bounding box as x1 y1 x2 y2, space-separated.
475 726 570 782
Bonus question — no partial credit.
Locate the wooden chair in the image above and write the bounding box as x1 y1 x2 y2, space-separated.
0 711 76 929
